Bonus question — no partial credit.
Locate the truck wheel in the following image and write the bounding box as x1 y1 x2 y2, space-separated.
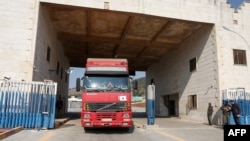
84 127 91 132
123 127 130 132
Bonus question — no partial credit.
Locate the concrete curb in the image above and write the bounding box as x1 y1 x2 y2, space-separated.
54 118 70 129
0 118 70 139
0 126 23 140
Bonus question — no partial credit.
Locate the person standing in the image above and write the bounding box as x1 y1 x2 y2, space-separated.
220 102 231 127
207 102 213 125
56 95 63 118
229 100 241 125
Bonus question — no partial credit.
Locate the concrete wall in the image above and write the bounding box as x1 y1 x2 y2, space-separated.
0 1 36 81
0 0 70 99
218 5 250 91
33 4 70 97
143 0 250 123
147 25 218 122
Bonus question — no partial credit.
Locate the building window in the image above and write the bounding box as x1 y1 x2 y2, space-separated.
46 46 50 62
56 62 59 75
233 49 247 65
150 78 154 85
188 95 197 109
233 20 238 25
189 57 196 72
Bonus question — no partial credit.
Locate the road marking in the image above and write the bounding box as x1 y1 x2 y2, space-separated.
155 129 186 141
38 131 55 141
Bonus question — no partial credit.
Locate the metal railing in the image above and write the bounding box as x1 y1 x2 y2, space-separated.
222 88 250 125
0 80 57 129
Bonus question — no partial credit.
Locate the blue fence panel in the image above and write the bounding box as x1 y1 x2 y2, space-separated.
222 88 250 125
229 115 248 125
49 94 56 128
0 80 57 129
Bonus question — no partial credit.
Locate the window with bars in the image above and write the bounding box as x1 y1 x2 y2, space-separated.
233 49 247 65
188 95 197 110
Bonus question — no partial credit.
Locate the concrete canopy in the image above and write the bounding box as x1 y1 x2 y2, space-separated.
42 2 208 72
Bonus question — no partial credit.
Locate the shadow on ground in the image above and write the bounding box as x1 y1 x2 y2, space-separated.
64 111 172 119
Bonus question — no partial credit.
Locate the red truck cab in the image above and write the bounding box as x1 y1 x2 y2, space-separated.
76 58 133 131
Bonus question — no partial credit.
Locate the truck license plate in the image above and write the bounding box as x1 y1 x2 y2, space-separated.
101 118 112 122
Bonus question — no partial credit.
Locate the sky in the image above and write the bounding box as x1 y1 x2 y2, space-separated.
68 67 84 89
68 0 246 89
228 0 246 8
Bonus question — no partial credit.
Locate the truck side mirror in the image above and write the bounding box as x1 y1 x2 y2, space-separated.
76 78 81 92
133 80 138 90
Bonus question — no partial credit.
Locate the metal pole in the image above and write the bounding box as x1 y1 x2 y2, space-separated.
147 84 155 125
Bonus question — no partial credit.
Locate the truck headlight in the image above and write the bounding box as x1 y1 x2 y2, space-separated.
84 113 90 118
84 103 90 110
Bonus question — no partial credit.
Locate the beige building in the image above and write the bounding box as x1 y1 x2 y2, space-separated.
1 0 250 124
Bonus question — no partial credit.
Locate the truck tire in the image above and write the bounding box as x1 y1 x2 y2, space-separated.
123 127 130 132
84 127 91 132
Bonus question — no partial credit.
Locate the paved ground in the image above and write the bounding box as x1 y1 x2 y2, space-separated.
133 113 223 141
1 111 224 141
0 105 224 141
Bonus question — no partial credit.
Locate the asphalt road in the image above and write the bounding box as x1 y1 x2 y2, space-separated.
2 112 224 141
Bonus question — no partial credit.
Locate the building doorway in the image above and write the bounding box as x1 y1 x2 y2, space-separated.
162 93 179 116
169 100 175 115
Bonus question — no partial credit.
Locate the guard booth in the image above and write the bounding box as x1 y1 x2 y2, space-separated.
0 80 57 129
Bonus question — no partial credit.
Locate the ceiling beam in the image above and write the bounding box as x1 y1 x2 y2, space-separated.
151 21 173 42
58 32 178 48
120 16 133 40
112 16 134 57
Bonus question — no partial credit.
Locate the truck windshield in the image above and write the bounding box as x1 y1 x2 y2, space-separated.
83 75 131 91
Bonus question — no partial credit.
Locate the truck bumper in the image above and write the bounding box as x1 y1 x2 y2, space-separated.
81 119 132 128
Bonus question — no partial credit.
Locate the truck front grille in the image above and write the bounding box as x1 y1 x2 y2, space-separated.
86 102 128 112
96 112 116 121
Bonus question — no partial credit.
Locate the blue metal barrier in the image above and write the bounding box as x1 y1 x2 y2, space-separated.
222 88 250 125
147 85 155 125
0 80 57 129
